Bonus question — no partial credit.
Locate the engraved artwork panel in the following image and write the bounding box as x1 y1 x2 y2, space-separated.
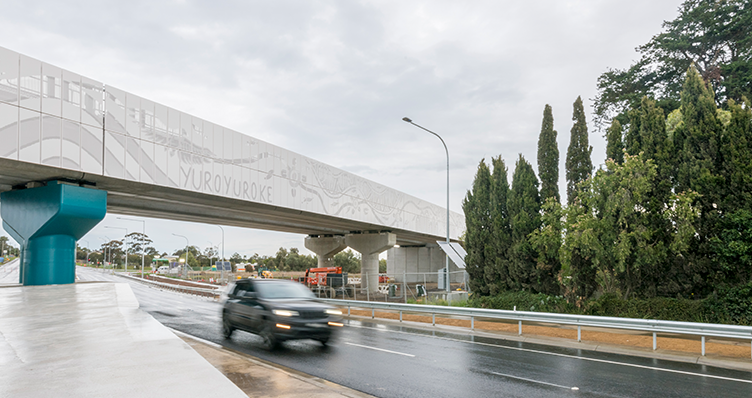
0 46 464 238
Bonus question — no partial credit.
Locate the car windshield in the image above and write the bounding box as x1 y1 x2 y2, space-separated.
255 281 316 299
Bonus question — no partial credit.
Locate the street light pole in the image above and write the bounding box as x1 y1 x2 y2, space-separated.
402 117 451 292
217 225 225 262
100 236 110 272
173 233 189 278
208 241 217 268
118 217 146 278
105 226 128 273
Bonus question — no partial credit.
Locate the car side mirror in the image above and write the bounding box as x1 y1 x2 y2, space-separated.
240 292 258 300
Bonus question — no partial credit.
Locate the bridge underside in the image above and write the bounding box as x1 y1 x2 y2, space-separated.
0 158 442 246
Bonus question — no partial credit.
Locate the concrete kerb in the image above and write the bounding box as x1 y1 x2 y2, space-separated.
170 329 375 398
341 313 752 373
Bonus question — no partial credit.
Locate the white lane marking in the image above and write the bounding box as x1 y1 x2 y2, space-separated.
489 371 579 391
344 342 415 357
346 323 752 385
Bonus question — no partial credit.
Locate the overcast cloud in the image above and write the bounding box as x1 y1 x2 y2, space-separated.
0 1 682 258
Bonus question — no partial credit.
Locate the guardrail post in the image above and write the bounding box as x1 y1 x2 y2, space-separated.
518 320 522 335
400 310 402 322
702 336 706 356
403 270 407 304
653 333 657 351
471 316 474 331
432 313 435 326
348 306 351 317
577 326 581 342
372 308 375 319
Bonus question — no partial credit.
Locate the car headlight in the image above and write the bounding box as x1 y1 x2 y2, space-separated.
272 309 299 317
325 309 342 316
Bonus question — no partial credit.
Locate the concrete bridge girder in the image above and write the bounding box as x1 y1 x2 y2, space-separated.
345 232 396 293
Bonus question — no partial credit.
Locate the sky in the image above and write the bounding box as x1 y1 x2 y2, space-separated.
0 0 683 258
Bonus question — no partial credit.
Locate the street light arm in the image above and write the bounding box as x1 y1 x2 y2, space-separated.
402 116 452 292
402 119 449 162
172 233 190 265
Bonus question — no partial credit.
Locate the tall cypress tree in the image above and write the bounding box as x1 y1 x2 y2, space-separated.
488 156 512 295
605 119 624 164
537 105 560 203
565 96 593 204
462 159 493 295
674 65 723 293
712 99 752 286
629 97 676 296
719 98 752 213
675 65 722 209
507 154 541 291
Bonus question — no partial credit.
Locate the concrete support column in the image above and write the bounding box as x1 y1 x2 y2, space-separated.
1 181 107 285
304 235 347 268
346 232 396 293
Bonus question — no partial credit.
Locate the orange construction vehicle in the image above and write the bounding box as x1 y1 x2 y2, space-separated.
299 266 347 287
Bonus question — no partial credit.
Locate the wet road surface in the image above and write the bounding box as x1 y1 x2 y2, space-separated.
76 267 752 398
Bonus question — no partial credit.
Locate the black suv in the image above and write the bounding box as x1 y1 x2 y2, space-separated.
221 278 343 349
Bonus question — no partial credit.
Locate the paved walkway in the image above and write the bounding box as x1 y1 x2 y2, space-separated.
1 260 369 397
0 282 242 397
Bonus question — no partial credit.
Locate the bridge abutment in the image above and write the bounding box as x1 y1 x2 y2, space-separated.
304 235 347 268
346 232 396 293
1 181 107 285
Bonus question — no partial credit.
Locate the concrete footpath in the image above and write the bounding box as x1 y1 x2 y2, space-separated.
0 282 368 398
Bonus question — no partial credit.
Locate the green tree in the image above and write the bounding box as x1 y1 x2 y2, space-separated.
565 96 593 205
269 247 288 271
537 104 560 203
605 119 624 164
462 159 493 295
379 258 387 273
529 197 563 295
711 97 752 286
711 210 752 285
333 249 361 273
285 248 317 271
102 240 124 267
487 156 512 294
125 232 152 254
719 98 752 213
174 245 201 268
507 155 541 291
624 97 678 296
229 252 243 267
675 65 723 223
563 154 700 299
593 0 752 127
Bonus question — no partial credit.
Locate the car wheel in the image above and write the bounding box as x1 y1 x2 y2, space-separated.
222 315 234 339
260 321 278 350
318 336 330 346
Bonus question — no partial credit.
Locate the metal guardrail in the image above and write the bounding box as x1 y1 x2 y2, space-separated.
118 273 221 299
320 298 752 358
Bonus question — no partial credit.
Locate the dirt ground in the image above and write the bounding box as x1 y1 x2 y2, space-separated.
348 309 752 360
